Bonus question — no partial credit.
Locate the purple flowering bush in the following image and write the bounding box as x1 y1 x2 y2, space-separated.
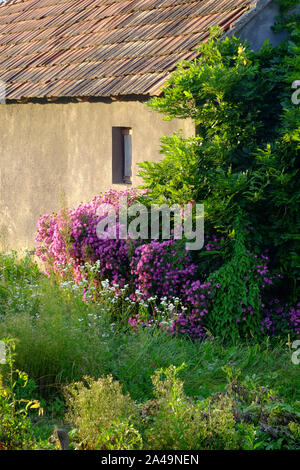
261 301 300 338
130 240 197 301
129 239 208 340
36 189 140 286
35 190 299 343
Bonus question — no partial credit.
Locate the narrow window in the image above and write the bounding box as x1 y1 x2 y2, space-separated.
112 127 132 184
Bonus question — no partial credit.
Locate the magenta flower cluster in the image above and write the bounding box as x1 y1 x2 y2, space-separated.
130 239 210 340
36 188 140 286
35 189 299 342
130 240 197 300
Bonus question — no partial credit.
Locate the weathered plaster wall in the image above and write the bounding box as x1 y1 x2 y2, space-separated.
237 1 286 50
226 0 299 51
0 100 194 250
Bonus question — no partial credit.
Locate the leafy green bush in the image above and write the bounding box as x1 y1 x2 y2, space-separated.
142 363 300 450
205 226 263 341
142 364 240 450
64 375 142 450
139 3 300 322
64 364 300 450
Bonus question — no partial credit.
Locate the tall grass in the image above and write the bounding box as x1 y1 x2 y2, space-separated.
0 251 299 407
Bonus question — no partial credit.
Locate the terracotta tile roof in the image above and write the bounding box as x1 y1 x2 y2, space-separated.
0 0 252 100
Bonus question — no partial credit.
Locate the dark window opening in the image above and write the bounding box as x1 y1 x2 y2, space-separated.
112 127 132 184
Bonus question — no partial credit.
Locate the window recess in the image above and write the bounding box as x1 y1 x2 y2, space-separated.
112 127 132 184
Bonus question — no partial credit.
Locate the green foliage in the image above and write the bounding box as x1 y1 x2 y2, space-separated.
0 338 43 450
138 135 199 205
0 288 114 396
0 253 299 399
206 226 262 341
0 244 300 450
142 364 240 450
64 375 142 450
64 364 300 450
0 252 41 318
150 33 283 147
276 0 300 13
0 253 299 450
142 363 300 450
140 8 300 304
222 364 300 449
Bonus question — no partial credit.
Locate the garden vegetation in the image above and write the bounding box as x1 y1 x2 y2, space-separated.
0 0 299 451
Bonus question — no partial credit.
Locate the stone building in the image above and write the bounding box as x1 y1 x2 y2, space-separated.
0 0 289 248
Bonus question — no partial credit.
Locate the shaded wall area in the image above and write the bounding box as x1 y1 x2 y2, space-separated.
227 0 300 51
0 100 194 250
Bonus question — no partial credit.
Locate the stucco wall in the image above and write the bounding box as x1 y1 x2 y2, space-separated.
227 0 300 51
0 100 194 250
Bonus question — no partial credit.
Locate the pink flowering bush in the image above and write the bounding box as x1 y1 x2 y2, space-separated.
35 210 69 277
130 239 208 340
36 189 140 286
35 190 299 343
130 240 197 300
